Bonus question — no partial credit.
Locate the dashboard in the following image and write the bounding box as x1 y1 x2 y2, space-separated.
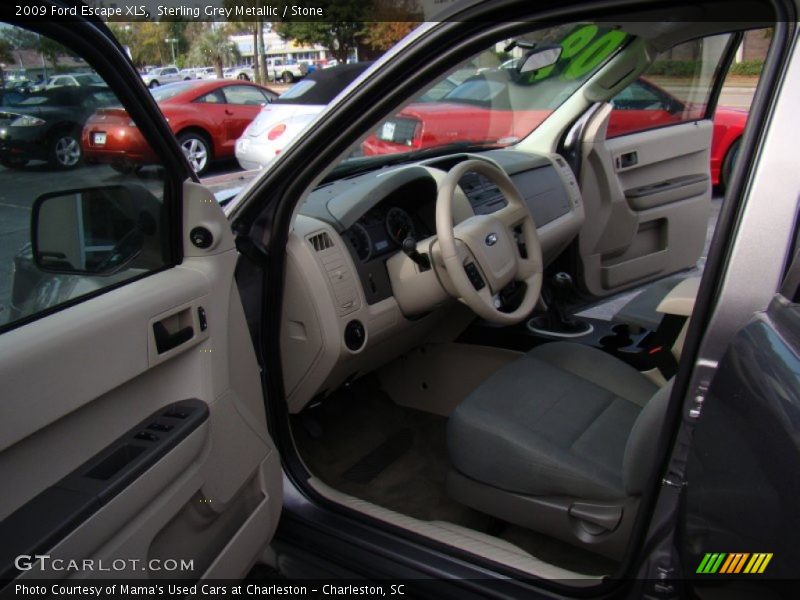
282 149 584 412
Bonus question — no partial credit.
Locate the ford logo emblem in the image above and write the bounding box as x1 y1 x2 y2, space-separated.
485 233 498 246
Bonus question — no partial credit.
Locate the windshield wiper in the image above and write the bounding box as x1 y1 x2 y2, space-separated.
323 141 502 183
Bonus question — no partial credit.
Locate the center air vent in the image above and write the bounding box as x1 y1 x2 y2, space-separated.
309 231 334 252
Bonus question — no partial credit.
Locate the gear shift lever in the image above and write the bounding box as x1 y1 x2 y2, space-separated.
528 272 593 337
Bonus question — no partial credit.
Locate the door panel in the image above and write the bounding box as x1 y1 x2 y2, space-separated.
0 182 280 581
577 107 712 295
681 295 800 588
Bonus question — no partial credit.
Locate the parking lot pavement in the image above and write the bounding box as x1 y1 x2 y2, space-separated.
719 86 756 109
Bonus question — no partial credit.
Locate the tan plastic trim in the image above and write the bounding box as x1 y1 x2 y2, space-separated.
306 477 601 582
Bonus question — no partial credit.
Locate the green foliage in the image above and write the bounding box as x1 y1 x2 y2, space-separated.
646 60 702 77
0 28 39 50
646 58 763 78
275 0 370 62
39 37 75 70
729 59 763 76
189 28 241 77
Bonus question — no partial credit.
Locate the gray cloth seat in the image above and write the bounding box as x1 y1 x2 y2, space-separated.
447 342 670 502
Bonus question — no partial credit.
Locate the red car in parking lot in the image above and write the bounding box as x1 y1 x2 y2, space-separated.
82 79 277 175
363 75 747 188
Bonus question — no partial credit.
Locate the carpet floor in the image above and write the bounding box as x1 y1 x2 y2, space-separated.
291 377 618 576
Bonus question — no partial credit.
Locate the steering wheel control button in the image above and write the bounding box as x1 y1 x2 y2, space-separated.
190 226 213 249
464 262 486 290
344 320 366 351
198 306 208 331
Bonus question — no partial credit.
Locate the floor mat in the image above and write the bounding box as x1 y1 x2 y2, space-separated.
291 377 616 575
291 378 493 531
342 429 413 484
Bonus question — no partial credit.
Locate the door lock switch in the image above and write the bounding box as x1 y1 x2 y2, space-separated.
148 422 174 432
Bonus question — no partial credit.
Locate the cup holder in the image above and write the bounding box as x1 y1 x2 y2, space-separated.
600 324 634 349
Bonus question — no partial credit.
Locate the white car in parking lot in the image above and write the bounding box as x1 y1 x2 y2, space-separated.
224 66 255 80
235 62 370 169
141 66 181 88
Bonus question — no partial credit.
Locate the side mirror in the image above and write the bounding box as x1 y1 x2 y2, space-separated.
518 45 563 75
31 185 156 276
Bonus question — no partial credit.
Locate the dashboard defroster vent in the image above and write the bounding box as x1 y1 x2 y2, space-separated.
309 231 334 252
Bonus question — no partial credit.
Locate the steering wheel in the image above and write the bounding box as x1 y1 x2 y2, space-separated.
435 159 543 325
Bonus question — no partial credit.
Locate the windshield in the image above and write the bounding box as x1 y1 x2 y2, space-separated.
356 23 628 162
150 82 196 102
274 62 372 105
74 74 102 85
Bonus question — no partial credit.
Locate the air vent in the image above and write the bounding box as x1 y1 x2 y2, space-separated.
309 231 334 252
307 229 360 316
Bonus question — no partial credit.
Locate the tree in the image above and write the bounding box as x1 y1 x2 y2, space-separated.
360 22 417 54
189 28 241 78
0 28 39 50
359 0 421 56
275 0 370 63
224 0 265 83
0 38 13 85
39 37 74 71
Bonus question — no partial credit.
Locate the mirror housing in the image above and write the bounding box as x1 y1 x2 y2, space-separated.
31 185 157 276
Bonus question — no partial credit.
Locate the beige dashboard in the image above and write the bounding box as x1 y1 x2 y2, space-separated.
280 150 585 413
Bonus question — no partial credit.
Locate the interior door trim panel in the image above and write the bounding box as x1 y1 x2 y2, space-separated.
624 174 710 210
0 400 208 582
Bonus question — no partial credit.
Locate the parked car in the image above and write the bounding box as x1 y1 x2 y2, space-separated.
178 68 197 80
363 73 748 189
0 85 117 169
265 57 307 83
0 79 33 105
235 62 371 170
35 72 105 90
141 65 181 88
224 65 254 81
82 79 277 174
195 66 219 80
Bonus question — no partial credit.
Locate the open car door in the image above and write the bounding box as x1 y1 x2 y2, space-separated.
0 9 281 584
575 33 740 297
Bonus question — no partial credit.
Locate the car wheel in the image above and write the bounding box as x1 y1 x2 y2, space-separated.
149 80 159 89
282 71 294 83
178 131 211 175
720 138 741 193
237 73 250 81
49 131 82 169
0 157 28 169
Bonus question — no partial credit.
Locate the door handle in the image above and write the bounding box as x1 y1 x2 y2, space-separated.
153 321 193 354
225 109 233 115
616 150 638 169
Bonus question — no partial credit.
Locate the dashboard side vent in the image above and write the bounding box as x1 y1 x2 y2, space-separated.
309 231 334 252
306 230 360 316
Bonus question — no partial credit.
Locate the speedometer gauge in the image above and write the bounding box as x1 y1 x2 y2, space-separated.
348 223 372 262
385 207 416 245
